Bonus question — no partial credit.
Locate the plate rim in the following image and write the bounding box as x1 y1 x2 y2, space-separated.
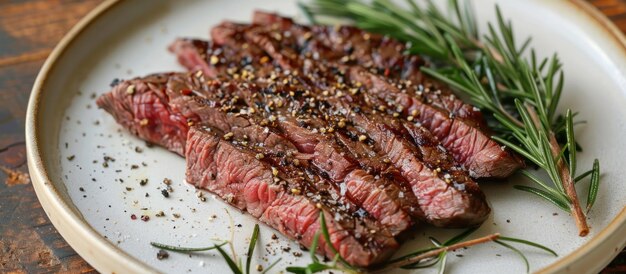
25 0 153 273
24 0 626 273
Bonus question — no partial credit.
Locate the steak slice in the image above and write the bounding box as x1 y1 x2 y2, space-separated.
98 72 417 236
186 126 398 267
96 73 189 155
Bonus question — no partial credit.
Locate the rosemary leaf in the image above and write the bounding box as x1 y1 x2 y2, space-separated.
245 224 260 274
498 236 558 256
518 170 570 204
574 169 593 184
401 258 441 269
495 240 530 273
437 251 447 274
285 263 334 274
215 243 243 274
587 159 601 212
297 2 317 25
514 185 571 212
388 247 440 265
149 242 227 253
566 109 577 177
319 212 353 269
430 237 443 247
309 232 321 263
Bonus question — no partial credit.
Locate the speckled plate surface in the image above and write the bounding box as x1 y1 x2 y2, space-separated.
25 0 626 273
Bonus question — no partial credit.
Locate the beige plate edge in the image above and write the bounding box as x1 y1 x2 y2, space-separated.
24 0 626 273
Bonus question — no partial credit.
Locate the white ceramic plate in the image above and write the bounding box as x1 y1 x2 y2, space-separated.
26 0 626 273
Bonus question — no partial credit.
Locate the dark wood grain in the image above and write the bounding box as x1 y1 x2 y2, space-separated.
0 1 102 273
0 0 624 273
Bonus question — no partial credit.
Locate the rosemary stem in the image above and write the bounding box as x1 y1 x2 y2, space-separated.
371 233 501 273
525 105 589 236
548 132 589 236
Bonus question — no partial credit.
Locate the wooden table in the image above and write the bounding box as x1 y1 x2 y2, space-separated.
0 0 624 273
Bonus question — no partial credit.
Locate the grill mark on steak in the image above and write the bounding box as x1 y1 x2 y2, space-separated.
186 126 398 267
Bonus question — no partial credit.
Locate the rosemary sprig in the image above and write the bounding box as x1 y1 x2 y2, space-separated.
374 228 556 273
151 224 281 274
303 0 601 237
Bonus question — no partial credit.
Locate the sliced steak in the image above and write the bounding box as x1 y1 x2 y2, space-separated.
170 38 422 232
169 25 490 226
218 25 491 226
183 14 522 178
98 72 417 235
181 49 489 227
180 75 418 235
186 126 398 267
